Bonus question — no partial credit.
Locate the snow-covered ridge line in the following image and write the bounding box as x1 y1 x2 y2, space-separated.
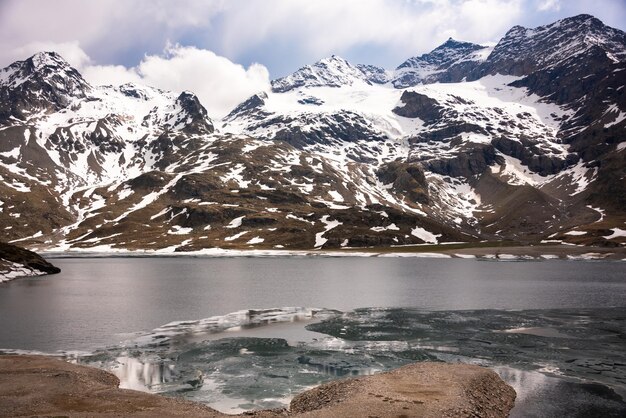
268 38 495 92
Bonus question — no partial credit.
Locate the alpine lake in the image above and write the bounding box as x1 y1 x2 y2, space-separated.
1 256 625 417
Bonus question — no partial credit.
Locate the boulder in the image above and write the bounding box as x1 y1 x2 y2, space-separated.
0 356 516 418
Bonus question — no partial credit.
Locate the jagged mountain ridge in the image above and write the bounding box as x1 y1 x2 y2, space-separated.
269 39 492 91
470 14 626 79
1 14 625 252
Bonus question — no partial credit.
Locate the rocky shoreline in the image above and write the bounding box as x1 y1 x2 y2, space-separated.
0 355 516 417
0 242 60 282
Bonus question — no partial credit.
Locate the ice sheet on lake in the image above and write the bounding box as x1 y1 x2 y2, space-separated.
53 306 625 415
131 307 330 346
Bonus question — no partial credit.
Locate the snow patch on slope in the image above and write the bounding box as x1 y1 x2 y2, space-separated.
411 226 441 244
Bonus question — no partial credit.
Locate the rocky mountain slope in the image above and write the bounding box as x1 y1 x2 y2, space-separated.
0 14 624 252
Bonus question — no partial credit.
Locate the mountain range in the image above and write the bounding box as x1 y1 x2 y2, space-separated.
0 14 624 252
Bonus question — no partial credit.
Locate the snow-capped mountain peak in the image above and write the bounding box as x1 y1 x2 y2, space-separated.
169 91 214 134
397 38 488 70
481 14 626 76
319 54 349 66
0 51 89 91
392 38 490 88
271 55 376 92
0 52 92 121
30 51 72 70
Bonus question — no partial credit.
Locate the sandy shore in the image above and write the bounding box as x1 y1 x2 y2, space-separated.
0 355 515 417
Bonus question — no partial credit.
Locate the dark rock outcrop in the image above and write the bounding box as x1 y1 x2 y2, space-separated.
0 242 60 280
393 91 444 123
270 111 388 147
128 171 173 192
421 145 503 178
175 91 214 135
376 161 429 203
491 136 575 176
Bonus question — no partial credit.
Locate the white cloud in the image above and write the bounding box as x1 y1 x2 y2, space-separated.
0 0 528 74
135 45 270 118
0 0 227 74
81 64 143 86
218 0 523 59
537 0 561 12
82 44 270 118
458 0 524 37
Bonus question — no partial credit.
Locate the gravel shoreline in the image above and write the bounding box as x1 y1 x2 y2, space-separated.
0 355 515 417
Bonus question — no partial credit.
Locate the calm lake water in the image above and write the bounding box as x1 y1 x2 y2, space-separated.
0 257 624 351
1 257 625 416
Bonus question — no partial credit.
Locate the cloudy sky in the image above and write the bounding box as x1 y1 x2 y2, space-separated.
1 0 624 117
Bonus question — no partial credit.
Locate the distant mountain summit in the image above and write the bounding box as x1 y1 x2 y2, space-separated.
271 55 381 92
392 38 490 87
0 51 91 121
473 14 626 78
0 51 89 92
0 14 625 252
271 39 493 91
